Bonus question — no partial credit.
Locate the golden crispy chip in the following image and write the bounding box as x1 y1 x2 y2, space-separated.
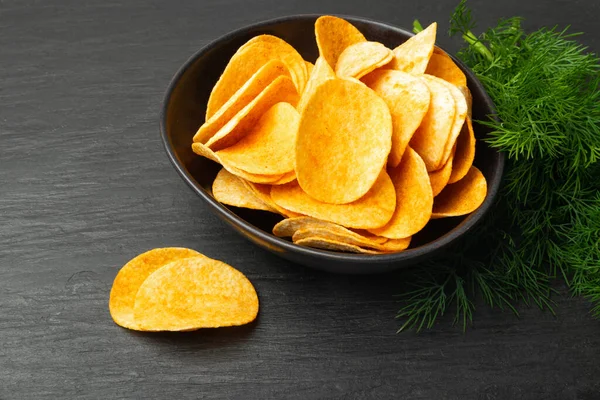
212 168 277 212
206 35 307 119
434 76 468 167
369 148 433 239
109 248 206 330
315 15 367 69
294 236 381 254
409 75 455 171
431 166 487 219
305 61 314 75
460 85 473 118
449 116 476 184
389 22 437 74
335 41 393 79
216 102 299 175
240 180 302 217
295 78 392 204
192 142 291 184
273 216 344 237
206 76 299 151
132 257 259 331
429 147 454 197
194 60 290 144
380 237 412 252
293 227 408 252
271 170 396 229
297 56 336 113
426 49 467 87
363 69 431 167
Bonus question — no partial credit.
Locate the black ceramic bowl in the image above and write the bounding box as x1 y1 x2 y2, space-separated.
159 14 504 274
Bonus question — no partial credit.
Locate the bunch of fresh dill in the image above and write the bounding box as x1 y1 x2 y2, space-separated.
398 0 600 332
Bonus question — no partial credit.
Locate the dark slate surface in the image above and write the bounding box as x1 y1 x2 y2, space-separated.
1 0 599 398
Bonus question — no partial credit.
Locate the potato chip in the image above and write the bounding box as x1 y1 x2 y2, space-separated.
305 61 314 75
212 168 277 212
449 116 476 184
194 60 290 144
274 216 385 243
292 227 409 252
294 236 381 254
295 78 392 204
192 142 293 184
428 147 454 197
240 180 303 218
409 75 455 171
435 76 468 167
206 35 307 119
315 15 367 69
369 148 433 239
133 257 259 331
215 102 299 175
271 170 395 229
362 69 431 167
460 85 473 118
296 56 336 113
206 76 299 151
426 49 467 87
389 22 437 74
431 166 487 219
109 248 206 329
335 41 393 79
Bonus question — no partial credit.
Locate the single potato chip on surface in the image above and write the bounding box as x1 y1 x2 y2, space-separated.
206 35 307 119
297 56 336 113
389 22 437 74
295 78 392 204
206 75 299 151
410 75 456 171
216 102 299 175
212 168 277 212
429 147 454 197
369 148 433 239
109 248 207 330
363 69 431 167
192 142 293 184
431 166 487 219
315 15 367 69
449 116 476 184
335 41 393 79
193 60 290 144
132 257 259 331
271 170 396 229
426 49 467 87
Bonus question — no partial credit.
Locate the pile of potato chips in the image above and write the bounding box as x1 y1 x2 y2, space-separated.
109 248 258 331
192 16 487 254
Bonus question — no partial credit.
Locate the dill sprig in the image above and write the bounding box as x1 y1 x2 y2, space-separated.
400 1 600 332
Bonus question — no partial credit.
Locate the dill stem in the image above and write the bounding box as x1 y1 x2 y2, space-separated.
462 30 494 62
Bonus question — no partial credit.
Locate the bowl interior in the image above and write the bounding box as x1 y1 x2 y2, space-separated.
161 15 504 273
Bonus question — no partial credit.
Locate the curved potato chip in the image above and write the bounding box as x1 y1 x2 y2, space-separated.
410 75 455 171
389 22 437 74
295 78 392 204
194 60 290 144
369 148 433 239
363 69 431 167
426 49 467 87
206 76 299 151
212 168 277 212
216 102 299 175
429 147 454 197
239 180 302 217
449 116 476 184
271 170 396 229
133 257 259 331
273 216 347 237
460 85 473 118
431 166 487 219
315 15 366 69
432 76 468 168
294 236 381 254
335 41 393 79
109 248 206 330
192 142 292 184
305 61 314 75
206 35 307 119
297 56 336 113
292 227 409 252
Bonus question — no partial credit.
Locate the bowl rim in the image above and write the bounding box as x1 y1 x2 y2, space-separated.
159 13 505 265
